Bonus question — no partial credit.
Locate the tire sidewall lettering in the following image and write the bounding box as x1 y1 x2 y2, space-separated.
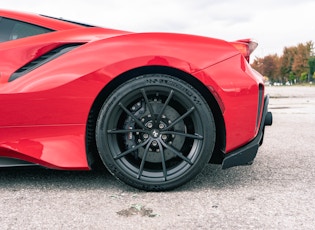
145 76 202 106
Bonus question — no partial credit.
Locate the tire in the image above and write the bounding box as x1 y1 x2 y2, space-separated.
96 74 215 191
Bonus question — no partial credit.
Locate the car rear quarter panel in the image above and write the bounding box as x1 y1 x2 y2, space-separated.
197 54 264 153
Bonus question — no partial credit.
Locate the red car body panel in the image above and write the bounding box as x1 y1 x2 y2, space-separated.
0 9 266 170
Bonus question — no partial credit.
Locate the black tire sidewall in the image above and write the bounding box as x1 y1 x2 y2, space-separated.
96 74 215 191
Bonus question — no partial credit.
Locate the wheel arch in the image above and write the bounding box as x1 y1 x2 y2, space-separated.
85 66 226 169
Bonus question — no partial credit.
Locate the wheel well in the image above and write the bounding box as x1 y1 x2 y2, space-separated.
86 66 226 169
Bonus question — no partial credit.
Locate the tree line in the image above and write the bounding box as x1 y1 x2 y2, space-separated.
251 41 315 84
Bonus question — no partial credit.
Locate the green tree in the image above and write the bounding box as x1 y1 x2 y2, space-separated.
300 72 308 82
309 42 315 82
308 57 315 79
288 72 295 83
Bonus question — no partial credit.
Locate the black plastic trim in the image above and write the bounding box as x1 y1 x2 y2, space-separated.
9 43 83 82
256 84 264 127
41 15 95 27
0 157 36 167
221 95 271 169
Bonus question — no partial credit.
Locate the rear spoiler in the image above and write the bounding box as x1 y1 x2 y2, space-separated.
230 38 258 62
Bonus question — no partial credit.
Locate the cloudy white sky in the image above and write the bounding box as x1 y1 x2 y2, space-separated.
1 0 314 59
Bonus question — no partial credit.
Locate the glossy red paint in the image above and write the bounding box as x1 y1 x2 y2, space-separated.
0 125 87 169
199 55 264 151
0 9 267 170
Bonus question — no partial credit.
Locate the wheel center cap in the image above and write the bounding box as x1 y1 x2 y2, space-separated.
151 129 160 138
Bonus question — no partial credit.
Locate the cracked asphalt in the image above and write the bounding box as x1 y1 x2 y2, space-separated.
1 86 314 229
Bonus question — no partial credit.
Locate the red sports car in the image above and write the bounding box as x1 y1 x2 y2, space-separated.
0 9 272 191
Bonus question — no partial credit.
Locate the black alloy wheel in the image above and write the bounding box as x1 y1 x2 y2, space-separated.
96 74 215 191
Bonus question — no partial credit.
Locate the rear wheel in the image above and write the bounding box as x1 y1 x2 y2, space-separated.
96 74 215 191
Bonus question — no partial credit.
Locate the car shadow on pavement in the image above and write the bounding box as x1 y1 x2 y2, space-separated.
0 161 263 192
0 166 134 191
178 163 262 191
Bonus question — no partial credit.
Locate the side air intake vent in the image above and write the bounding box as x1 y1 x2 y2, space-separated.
9 43 83 82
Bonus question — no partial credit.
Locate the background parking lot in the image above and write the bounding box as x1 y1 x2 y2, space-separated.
1 86 314 229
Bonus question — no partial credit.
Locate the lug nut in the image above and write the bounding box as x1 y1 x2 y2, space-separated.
147 122 153 128
162 135 167 140
143 133 149 139
159 123 165 129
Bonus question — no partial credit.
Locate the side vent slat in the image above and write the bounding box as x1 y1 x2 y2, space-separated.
9 43 83 82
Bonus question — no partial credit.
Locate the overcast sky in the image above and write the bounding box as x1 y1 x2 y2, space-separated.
1 0 314 59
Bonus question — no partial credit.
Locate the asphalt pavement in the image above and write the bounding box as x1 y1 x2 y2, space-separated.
0 86 314 229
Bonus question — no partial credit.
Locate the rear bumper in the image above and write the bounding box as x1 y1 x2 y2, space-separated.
222 95 272 169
